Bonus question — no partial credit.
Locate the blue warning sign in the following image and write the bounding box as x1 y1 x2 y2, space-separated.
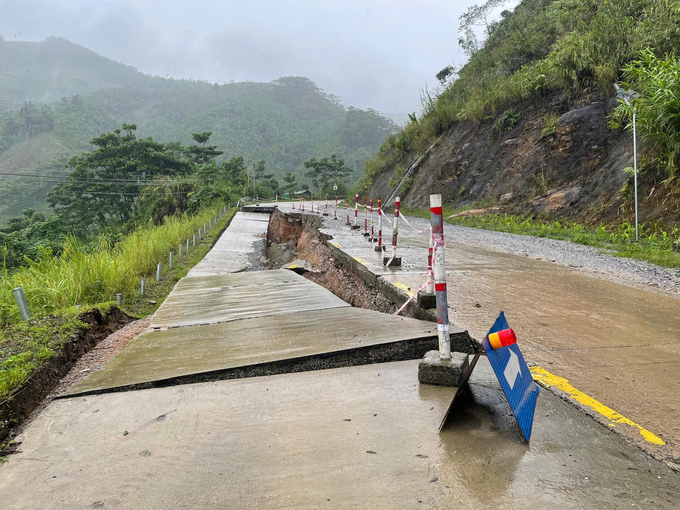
482 312 539 441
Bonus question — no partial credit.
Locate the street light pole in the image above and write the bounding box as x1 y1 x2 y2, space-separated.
614 82 640 242
632 108 638 242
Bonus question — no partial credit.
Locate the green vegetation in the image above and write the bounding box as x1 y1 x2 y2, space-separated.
612 50 680 178
403 207 680 268
303 155 353 196
365 0 680 184
0 205 228 324
0 118 241 400
0 306 97 400
0 39 396 223
0 206 235 400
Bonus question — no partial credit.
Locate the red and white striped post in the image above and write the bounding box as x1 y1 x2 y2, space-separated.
334 195 338 219
427 226 434 293
346 199 350 225
431 194 451 359
324 194 329 215
370 199 374 241
383 197 402 266
292 196 295 209
311 193 314 213
375 197 383 251
354 194 358 226
351 194 360 229
392 197 400 251
364 198 368 235
301 197 305 211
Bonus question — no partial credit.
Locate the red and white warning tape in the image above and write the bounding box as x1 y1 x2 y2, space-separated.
393 278 431 316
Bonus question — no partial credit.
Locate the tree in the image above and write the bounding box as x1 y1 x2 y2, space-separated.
186 132 223 164
303 155 352 193
47 125 194 233
458 0 509 55
436 65 458 85
253 160 266 182
282 172 298 193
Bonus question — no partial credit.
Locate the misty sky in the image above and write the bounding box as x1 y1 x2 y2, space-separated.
0 0 516 117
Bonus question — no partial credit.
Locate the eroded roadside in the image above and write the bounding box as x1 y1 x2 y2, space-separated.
265 210 398 314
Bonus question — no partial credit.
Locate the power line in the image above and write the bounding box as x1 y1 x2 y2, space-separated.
0 171 201 185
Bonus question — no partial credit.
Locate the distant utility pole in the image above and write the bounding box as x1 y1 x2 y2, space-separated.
614 82 641 242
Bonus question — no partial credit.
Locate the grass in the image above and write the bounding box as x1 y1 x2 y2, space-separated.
0 204 236 401
0 204 232 325
401 208 680 270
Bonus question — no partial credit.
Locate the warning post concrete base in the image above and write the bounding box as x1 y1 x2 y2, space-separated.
417 291 436 309
418 350 469 387
351 225 361 230
383 256 402 267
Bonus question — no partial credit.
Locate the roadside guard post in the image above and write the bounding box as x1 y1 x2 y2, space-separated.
431 194 449 357
375 198 383 251
383 197 402 266
439 311 540 441
363 198 369 236
370 199 374 242
351 194 360 229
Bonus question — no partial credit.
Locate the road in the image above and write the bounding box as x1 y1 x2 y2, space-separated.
1 204 678 509
292 201 680 465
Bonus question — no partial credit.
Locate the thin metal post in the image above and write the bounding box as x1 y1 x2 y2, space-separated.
156 263 161 282
633 111 639 242
179 243 183 259
169 252 174 269
141 278 146 296
13 287 30 321
209 219 212 230
193 234 196 247
116 293 123 307
370 199 374 240
430 194 450 359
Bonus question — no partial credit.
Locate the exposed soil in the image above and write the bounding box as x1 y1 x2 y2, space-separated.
0 307 135 444
369 90 680 227
51 317 150 397
267 210 396 313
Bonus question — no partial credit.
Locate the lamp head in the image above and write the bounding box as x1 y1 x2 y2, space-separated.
614 82 625 97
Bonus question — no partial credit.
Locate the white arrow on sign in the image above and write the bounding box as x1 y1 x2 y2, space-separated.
504 349 521 390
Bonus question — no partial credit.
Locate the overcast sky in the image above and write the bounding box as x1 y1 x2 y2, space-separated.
0 0 516 117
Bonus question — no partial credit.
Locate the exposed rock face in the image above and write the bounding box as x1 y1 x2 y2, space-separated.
555 103 607 155
366 92 665 224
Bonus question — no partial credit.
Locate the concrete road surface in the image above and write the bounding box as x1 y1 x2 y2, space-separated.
2 361 678 509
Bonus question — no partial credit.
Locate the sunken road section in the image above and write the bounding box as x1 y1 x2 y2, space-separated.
63 210 465 397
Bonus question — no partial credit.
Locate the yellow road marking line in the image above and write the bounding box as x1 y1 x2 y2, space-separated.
287 264 298 269
530 366 665 445
393 281 414 297
330 242 342 248
354 256 370 266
